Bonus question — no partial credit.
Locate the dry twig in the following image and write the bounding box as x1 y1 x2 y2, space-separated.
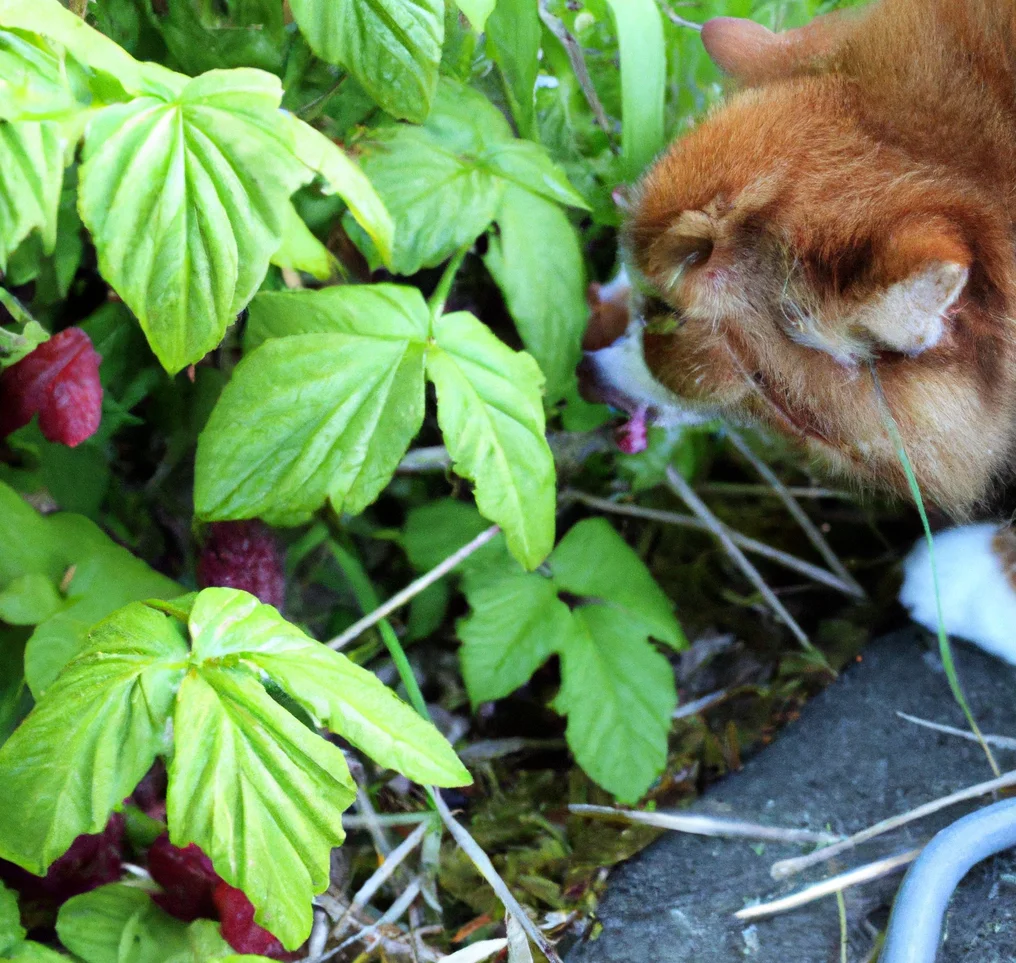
664 466 814 651
570 804 840 844
327 526 500 649
736 849 920 922
770 768 1016 880
896 711 1016 750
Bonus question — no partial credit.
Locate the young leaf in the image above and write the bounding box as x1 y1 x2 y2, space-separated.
0 29 83 122
548 517 684 648
195 286 430 523
77 69 312 373
356 124 504 275
486 0 539 138
270 202 334 282
604 0 666 180
553 605 677 802
285 116 394 267
56 884 208 963
455 0 496 32
187 588 471 786
458 569 571 705
0 880 24 954
0 121 64 271
167 665 356 950
289 0 444 123
484 186 587 403
0 604 188 874
426 311 555 569
0 572 61 625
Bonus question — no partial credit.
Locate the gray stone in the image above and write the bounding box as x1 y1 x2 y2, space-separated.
567 632 1016 962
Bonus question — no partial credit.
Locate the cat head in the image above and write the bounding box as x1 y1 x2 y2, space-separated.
588 14 1016 512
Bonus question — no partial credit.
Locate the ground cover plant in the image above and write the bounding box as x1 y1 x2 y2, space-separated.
0 0 903 959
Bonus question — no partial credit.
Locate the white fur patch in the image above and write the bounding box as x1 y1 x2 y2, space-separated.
899 522 1016 665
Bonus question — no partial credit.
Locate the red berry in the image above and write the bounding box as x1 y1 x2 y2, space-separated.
213 881 298 959
147 835 220 922
198 521 286 610
0 328 102 447
0 813 124 903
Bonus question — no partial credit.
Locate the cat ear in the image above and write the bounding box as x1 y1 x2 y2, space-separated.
855 261 969 355
700 14 851 83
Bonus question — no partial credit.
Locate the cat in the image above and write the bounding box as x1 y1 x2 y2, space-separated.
581 0 1016 661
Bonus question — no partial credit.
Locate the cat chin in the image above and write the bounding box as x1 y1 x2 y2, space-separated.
578 321 716 429
900 522 1016 666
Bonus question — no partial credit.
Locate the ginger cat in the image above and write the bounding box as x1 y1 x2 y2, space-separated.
584 0 1016 513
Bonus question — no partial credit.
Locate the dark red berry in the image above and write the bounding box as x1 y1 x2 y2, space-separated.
213 881 298 960
0 813 124 903
147 835 220 922
198 521 286 610
0 327 102 447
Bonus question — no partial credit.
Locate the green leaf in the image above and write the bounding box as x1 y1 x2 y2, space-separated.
481 140 588 209
0 121 64 272
77 69 312 373
285 115 394 267
195 285 429 522
0 881 24 955
0 573 61 625
455 0 495 32
270 202 334 282
548 518 684 648
484 186 587 403
0 29 82 122
167 665 356 950
0 0 185 100
188 588 471 786
403 499 492 573
7 943 69 961
604 0 666 180
56 885 234 963
289 0 444 123
554 605 677 802
486 0 538 138
0 604 188 874
458 569 570 705
353 80 583 274
356 124 502 275
426 311 555 569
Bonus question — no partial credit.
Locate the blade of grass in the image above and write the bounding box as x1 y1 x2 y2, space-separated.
604 0 667 180
869 365 1000 777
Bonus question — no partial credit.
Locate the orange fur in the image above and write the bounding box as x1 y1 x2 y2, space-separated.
625 0 1016 512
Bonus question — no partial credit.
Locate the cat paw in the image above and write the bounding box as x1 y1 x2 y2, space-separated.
899 522 1016 665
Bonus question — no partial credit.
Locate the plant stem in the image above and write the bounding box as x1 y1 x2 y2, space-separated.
327 540 431 720
326 526 500 653
428 246 470 321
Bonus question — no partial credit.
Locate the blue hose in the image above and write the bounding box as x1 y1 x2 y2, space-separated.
879 798 1016 962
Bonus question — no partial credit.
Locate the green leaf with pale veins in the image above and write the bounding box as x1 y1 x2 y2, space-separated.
485 185 587 403
289 0 444 123
0 29 82 122
426 310 555 568
548 517 684 648
77 69 312 373
167 665 356 950
194 285 429 523
0 604 188 874
0 121 64 271
458 569 571 705
351 80 580 274
188 588 471 786
553 605 677 803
